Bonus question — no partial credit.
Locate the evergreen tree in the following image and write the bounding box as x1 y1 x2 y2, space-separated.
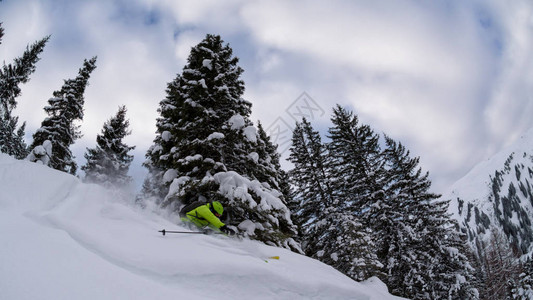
141 34 298 249
0 28 49 158
288 118 332 228
326 105 383 219
378 136 422 295
82 106 135 187
378 136 445 297
289 115 382 281
375 135 478 299
325 106 384 280
254 121 287 194
308 208 380 281
482 227 522 300
428 209 479 299
512 257 533 299
141 34 248 202
470 236 489 299
28 57 97 174
402 198 478 299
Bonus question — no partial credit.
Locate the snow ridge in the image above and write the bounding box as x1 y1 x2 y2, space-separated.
444 127 533 255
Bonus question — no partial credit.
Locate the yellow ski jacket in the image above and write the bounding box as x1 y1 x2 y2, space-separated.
184 204 225 229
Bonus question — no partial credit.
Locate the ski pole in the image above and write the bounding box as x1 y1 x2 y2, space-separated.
159 229 206 236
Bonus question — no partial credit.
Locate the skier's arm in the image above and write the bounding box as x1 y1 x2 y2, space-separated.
196 206 225 229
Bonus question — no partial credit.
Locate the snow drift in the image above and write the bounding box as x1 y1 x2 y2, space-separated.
0 153 403 300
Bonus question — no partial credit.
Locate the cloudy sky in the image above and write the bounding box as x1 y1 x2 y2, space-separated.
1 0 532 194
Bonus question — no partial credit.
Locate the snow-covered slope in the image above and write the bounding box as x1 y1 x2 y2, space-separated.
443 128 533 255
0 153 403 300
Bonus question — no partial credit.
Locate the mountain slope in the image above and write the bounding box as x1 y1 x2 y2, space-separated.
444 128 533 255
0 153 403 300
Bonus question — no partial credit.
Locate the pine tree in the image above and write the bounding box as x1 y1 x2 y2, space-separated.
326 105 383 218
141 34 248 202
325 106 384 280
256 121 294 230
82 106 135 187
289 115 382 281
141 34 298 249
406 199 478 299
482 227 522 300
28 57 97 174
308 209 380 281
469 236 489 298
288 118 332 228
0 28 49 158
378 135 423 295
430 212 479 299
254 121 286 193
379 136 436 296
512 257 533 299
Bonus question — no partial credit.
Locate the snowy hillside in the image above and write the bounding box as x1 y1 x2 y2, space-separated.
0 153 403 300
443 127 533 255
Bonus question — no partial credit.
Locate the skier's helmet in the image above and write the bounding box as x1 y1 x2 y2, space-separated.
210 201 224 217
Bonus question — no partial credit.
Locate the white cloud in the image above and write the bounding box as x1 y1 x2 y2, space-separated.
0 1 49 56
173 31 204 65
241 1 490 82
159 0 246 33
482 0 533 147
236 0 505 191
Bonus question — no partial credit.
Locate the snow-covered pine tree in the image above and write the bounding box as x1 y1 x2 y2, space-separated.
141 34 247 203
82 105 135 187
141 34 298 250
326 105 383 218
288 116 382 281
254 121 286 194
288 118 332 230
254 121 295 229
325 106 384 280
512 257 533 299
28 57 97 174
378 135 427 295
437 225 480 299
309 209 379 281
378 136 462 297
481 227 522 300
469 236 488 299
0 29 49 159
406 198 478 299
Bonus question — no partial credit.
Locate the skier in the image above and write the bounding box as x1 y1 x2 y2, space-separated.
180 201 236 236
